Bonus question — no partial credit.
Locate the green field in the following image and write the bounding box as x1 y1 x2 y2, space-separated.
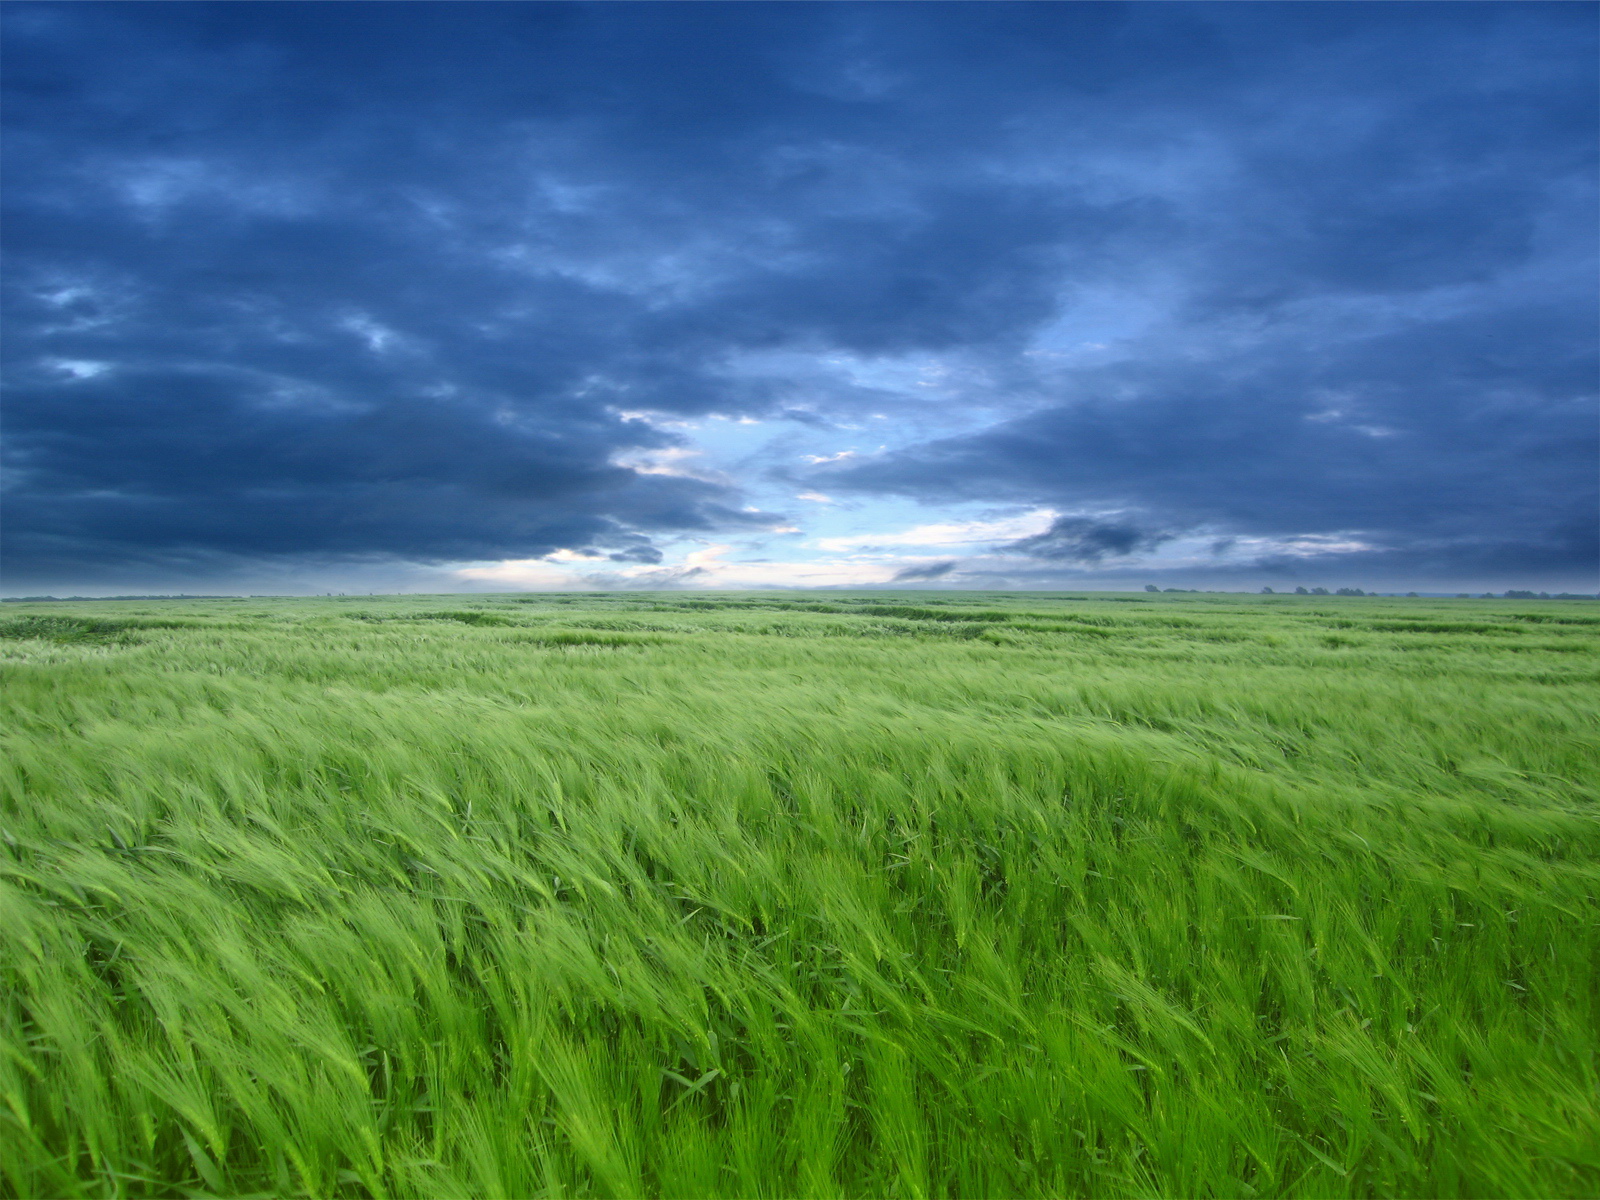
2 591 1596 1199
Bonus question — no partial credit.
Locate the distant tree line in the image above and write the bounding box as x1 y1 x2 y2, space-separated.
1481 590 1597 600
1141 586 1598 600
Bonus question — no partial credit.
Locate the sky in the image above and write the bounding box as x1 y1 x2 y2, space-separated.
3 1 1596 595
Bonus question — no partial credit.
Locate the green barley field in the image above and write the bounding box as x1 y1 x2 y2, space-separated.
2 591 1597 1199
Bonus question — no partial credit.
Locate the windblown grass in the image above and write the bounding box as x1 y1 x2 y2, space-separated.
1 591 1596 1198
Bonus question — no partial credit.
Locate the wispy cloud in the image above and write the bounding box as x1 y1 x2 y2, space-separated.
814 510 1057 551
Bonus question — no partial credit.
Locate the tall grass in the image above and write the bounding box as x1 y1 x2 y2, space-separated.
1 592 1596 1198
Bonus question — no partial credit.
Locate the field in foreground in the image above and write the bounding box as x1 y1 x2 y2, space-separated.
1 590 1597 1199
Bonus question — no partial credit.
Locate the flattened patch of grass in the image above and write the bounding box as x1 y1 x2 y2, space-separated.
516 628 671 647
0 614 200 644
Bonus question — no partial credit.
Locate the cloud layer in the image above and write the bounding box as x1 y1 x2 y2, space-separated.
3 2 1594 591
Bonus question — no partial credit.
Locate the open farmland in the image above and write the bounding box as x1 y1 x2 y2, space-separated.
2 591 1597 1199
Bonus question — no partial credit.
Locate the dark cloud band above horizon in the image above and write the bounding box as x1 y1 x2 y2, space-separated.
3 2 1595 591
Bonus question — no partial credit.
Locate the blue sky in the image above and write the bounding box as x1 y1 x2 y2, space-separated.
4 1 1596 594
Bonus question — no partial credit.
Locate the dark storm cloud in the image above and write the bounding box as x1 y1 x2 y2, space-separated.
3 2 1594 588
607 542 665 565
890 560 957 582
1003 517 1174 565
